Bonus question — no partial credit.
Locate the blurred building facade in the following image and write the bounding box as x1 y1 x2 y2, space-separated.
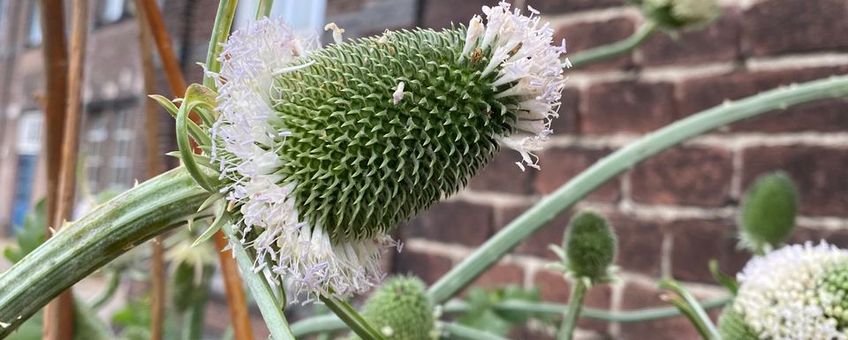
0 0 847 339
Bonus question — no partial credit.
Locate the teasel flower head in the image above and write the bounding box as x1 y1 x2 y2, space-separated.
549 211 618 285
720 241 848 339
738 172 798 255
209 2 566 302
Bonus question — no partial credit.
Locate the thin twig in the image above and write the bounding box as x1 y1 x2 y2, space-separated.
136 1 254 339
44 0 88 339
135 3 167 339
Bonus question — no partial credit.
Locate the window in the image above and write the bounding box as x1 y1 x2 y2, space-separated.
97 0 132 25
10 111 43 231
26 2 42 47
82 104 138 193
234 0 326 31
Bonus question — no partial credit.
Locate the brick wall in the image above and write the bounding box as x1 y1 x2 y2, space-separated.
395 0 848 338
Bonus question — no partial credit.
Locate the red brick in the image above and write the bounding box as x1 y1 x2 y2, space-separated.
638 9 740 66
667 219 749 283
535 146 621 203
404 201 494 246
419 0 498 29
556 17 636 71
742 146 848 217
550 87 580 135
618 281 702 340
742 0 848 56
583 81 676 134
631 146 733 207
525 0 624 13
393 249 453 285
677 66 848 117
469 150 536 194
791 226 848 249
326 0 367 16
533 269 612 333
612 215 663 276
494 203 572 260
470 262 525 289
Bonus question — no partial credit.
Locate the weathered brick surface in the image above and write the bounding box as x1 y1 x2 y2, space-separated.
729 98 848 133
583 81 676 133
742 0 848 56
667 219 750 283
469 150 536 194
550 87 580 135
555 17 637 71
638 9 741 66
612 215 664 276
526 0 625 13
469 262 525 289
393 249 453 285
742 146 848 217
419 0 498 29
535 146 621 203
404 200 494 246
631 146 734 207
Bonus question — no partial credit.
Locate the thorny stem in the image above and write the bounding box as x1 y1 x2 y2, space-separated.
203 0 239 90
0 168 210 337
557 280 587 340
256 0 274 18
319 295 386 340
440 322 509 340
566 22 657 69
222 224 296 340
427 75 848 303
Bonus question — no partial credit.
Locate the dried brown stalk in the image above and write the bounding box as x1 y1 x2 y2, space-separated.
43 0 89 339
136 4 167 339
135 1 254 339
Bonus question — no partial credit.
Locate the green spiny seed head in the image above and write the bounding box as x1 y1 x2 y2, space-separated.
212 2 565 300
358 276 436 340
563 211 617 282
640 0 719 29
739 172 798 254
717 306 759 340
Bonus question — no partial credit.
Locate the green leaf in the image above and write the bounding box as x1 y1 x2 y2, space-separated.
3 199 47 263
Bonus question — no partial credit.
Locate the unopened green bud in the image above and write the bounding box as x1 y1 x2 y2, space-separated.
641 0 719 29
739 172 798 254
564 211 617 282
358 276 436 340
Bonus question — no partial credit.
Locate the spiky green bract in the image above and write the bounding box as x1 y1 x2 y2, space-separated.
270 29 515 242
717 307 758 340
563 211 617 282
739 172 797 254
358 276 436 340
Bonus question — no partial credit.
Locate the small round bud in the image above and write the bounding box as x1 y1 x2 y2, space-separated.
563 211 617 282
358 276 437 340
641 0 719 29
739 172 798 254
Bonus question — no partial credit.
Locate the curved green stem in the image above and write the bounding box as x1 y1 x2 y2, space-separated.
659 280 719 339
566 22 657 69
427 75 848 304
319 295 385 340
441 322 509 340
290 314 345 337
203 0 238 90
222 224 296 340
0 167 210 336
557 280 587 340
256 0 274 18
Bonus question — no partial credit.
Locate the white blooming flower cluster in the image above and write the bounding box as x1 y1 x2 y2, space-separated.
211 19 394 303
732 241 848 339
461 2 566 170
